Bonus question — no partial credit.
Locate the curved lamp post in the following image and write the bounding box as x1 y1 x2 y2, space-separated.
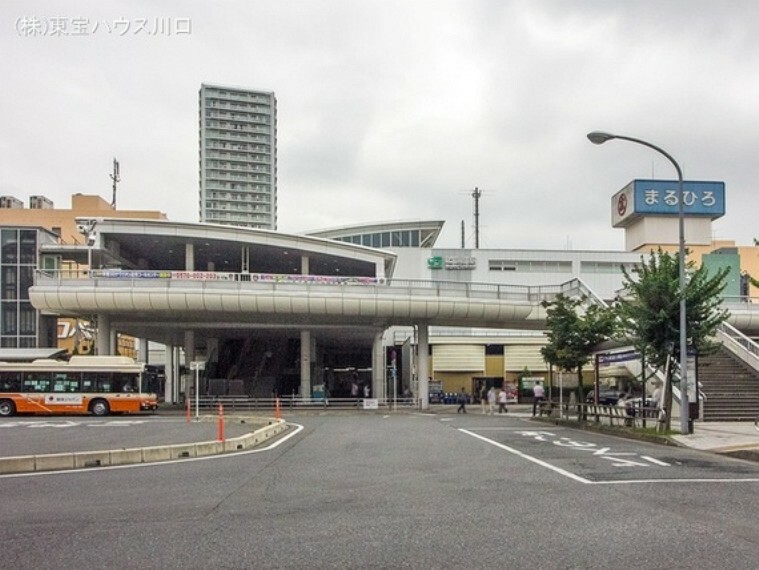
587 131 690 435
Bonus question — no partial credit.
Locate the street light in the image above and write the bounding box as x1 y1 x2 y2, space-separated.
587 131 690 435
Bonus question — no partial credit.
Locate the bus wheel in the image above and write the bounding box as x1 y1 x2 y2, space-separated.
0 399 15 417
90 399 110 417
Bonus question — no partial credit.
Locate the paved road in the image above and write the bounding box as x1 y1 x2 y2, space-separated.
1 411 758 569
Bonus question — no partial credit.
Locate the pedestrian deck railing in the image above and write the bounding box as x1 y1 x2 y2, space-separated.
187 395 419 411
35 269 603 306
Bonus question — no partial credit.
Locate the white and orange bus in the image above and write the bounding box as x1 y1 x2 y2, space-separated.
0 356 159 417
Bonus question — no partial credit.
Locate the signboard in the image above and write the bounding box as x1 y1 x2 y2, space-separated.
427 256 476 270
612 179 725 227
44 394 83 405
363 398 379 410
597 350 640 365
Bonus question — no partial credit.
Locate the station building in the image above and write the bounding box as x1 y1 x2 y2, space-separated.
6 177 759 406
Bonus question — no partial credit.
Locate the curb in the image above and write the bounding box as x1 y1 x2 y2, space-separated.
0 419 288 475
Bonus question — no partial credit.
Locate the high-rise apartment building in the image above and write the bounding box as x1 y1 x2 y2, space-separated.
198 83 277 229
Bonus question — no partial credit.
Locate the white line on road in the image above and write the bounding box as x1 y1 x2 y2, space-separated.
461 428 759 486
593 477 759 485
640 455 670 466
459 427 592 484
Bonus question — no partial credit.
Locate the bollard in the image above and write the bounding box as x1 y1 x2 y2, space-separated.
186 397 191 423
275 397 281 420
217 403 225 442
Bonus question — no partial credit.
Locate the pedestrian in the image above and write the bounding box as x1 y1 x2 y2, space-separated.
651 383 663 409
456 387 468 414
363 383 370 398
532 380 545 417
480 386 488 414
497 387 508 413
487 386 496 415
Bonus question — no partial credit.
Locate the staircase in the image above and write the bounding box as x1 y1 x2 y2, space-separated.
699 346 759 421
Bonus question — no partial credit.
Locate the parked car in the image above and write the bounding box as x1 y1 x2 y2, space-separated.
585 389 626 405
428 389 444 404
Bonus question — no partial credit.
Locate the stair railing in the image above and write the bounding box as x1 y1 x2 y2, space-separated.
717 322 759 374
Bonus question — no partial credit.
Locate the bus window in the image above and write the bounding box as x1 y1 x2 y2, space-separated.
0 371 21 392
82 371 113 393
52 372 81 393
114 372 139 393
22 372 52 393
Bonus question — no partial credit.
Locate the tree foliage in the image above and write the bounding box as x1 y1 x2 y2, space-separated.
618 249 729 368
540 294 617 398
617 248 730 429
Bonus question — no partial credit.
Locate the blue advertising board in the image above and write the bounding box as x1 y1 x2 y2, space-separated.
612 179 725 227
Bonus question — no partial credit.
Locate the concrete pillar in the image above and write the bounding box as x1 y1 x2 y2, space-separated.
300 330 311 397
301 255 310 275
372 330 386 400
109 328 117 356
241 246 250 273
375 261 385 280
418 323 429 411
96 314 111 356
185 242 195 271
182 331 195 398
139 338 149 363
164 343 175 403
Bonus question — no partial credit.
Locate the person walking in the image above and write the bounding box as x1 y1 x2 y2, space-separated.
456 387 468 414
480 386 488 414
532 380 545 417
497 387 509 413
487 387 496 415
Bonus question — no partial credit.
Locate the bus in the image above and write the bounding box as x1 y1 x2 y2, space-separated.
0 355 159 417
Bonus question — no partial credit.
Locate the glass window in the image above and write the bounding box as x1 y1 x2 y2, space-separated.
392 232 402 247
52 372 81 392
19 302 36 335
401 231 410 246
19 337 36 348
2 267 17 300
361 234 371 246
114 372 139 393
19 230 36 264
22 372 51 393
371 233 381 248
1 229 17 264
411 231 420 247
2 301 17 334
19 266 33 299
381 232 390 247
82 372 113 393
0 371 21 392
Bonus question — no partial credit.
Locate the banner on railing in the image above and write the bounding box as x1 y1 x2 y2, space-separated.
89 269 383 285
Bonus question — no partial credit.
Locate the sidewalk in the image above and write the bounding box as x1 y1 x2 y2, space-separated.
671 421 759 453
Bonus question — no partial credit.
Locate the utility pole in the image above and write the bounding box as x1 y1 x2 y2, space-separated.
110 158 120 209
472 187 482 249
460 220 465 248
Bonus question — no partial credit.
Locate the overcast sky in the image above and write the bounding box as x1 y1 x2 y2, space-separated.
2 0 758 250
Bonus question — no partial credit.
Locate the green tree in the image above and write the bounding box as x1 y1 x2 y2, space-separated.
618 249 729 430
540 294 618 405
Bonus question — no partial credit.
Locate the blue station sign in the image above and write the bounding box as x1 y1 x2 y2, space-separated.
612 179 725 227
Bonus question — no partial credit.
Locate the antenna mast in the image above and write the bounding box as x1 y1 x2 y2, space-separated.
472 187 482 249
110 158 120 209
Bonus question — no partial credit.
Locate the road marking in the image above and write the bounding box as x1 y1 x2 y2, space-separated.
0 423 305 479
593 477 759 485
459 428 593 484
640 455 670 466
461 428 759 485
